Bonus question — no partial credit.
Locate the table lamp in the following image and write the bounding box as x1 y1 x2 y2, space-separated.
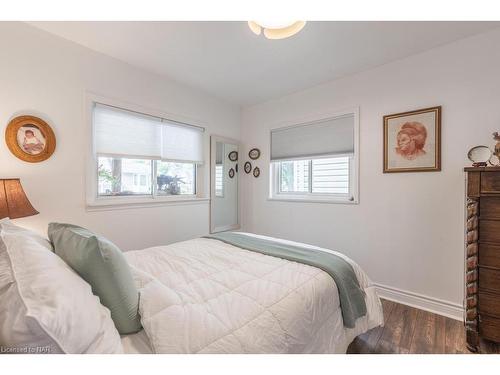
0 179 39 219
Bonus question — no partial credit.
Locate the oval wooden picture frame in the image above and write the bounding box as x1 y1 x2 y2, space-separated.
228 151 238 162
5 115 56 163
228 168 235 179
253 166 261 178
244 161 252 174
248 148 260 160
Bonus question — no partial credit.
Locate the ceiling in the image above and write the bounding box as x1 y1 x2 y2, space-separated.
29 21 500 107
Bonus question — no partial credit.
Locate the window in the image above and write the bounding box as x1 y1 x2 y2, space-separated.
156 161 196 196
98 157 152 196
270 111 358 203
97 157 196 197
280 159 309 193
92 103 204 204
278 157 350 195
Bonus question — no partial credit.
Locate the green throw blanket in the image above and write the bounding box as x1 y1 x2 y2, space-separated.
204 232 366 328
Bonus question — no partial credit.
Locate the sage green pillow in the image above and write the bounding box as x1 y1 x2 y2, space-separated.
48 223 141 334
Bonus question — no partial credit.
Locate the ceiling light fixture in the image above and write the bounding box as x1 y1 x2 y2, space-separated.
248 21 306 40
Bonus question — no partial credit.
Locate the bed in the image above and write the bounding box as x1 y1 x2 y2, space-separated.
120 233 383 354
0 218 383 354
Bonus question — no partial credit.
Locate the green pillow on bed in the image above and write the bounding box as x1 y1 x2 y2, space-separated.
48 223 141 334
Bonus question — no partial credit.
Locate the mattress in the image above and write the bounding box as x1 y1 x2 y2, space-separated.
123 233 383 354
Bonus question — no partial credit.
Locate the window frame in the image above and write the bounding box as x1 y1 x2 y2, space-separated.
85 93 208 210
268 108 359 204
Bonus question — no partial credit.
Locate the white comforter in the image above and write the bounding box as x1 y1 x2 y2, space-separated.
123 233 383 354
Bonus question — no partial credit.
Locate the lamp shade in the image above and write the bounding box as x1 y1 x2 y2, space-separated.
0 179 39 219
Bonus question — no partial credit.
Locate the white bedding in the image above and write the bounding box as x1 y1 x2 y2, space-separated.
123 233 383 354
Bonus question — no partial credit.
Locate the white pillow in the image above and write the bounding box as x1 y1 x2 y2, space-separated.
0 219 123 354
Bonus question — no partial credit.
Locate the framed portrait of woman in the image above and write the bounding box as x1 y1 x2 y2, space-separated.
383 106 441 173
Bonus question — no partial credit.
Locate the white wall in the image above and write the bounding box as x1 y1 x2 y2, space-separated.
240 28 500 308
0 22 240 250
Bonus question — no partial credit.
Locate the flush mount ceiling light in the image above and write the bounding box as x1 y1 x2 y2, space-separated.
248 21 306 40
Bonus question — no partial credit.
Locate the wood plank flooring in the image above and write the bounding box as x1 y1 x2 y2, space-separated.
347 299 500 354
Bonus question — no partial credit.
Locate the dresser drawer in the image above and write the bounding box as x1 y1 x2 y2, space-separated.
480 196 500 219
479 243 500 268
479 219 500 243
479 314 500 342
478 291 500 318
481 172 500 193
479 267 500 293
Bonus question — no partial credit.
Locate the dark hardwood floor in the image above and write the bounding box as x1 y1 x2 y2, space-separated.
347 299 500 354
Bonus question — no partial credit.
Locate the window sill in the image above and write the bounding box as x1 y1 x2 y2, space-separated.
267 196 358 205
86 196 210 212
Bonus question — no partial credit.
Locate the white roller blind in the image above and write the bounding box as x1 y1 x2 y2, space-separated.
161 120 204 164
271 114 354 161
94 103 204 163
94 103 162 159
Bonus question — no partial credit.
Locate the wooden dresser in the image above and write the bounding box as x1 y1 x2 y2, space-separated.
465 167 500 351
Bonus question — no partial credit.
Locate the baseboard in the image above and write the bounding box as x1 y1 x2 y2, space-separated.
374 283 464 321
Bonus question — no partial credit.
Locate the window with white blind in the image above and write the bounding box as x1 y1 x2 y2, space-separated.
270 110 358 203
90 102 204 204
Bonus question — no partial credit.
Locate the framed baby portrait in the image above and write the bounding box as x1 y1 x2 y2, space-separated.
383 106 441 173
5 115 56 163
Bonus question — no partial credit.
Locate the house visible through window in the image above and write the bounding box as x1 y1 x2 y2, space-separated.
279 157 349 195
93 103 203 200
270 111 358 203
